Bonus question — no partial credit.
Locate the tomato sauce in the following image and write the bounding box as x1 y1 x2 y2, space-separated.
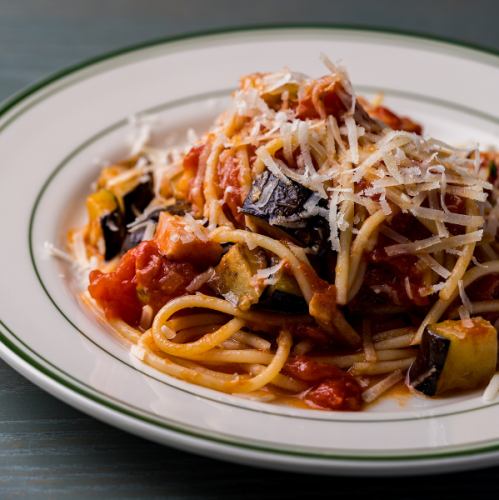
468 274 499 301
288 323 331 345
296 78 350 120
89 241 198 326
283 356 362 410
368 105 422 135
352 213 431 308
217 151 245 225
175 144 205 214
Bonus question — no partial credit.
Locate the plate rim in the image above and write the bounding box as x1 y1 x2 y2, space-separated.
3 24 499 473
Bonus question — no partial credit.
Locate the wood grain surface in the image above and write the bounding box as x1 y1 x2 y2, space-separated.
1 0 499 497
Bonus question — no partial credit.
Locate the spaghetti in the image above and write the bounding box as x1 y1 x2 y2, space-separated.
58 57 499 411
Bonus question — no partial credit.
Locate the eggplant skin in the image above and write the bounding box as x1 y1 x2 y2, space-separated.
241 170 312 225
408 318 498 396
408 329 450 396
256 289 309 314
100 209 126 261
240 170 329 249
209 244 267 310
121 226 145 254
121 201 192 252
122 174 154 224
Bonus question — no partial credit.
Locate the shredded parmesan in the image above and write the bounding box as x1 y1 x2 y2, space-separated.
458 279 473 315
483 373 499 402
362 370 404 403
411 206 484 227
183 213 209 241
254 260 285 285
186 268 215 293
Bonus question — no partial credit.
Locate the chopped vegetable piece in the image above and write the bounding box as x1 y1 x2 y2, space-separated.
154 212 222 267
85 189 125 260
308 285 337 324
241 170 312 227
88 240 198 326
283 356 362 410
408 318 498 396
209 244 267 310
257 264 308 313
368 105 422 135
306 378 363 411
121 174 154 224
241 170 328 248
122 201 191 252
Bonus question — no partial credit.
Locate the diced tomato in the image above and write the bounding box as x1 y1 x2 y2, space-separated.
217 151 244 225
355 179 381 202
368 105 422 135
134 241 198 313
88 241 198 326
89 249 141 326
444 194 465 213
365 249 428 307
296 78 350 120
184 144 204 173
288 324 331 345
389 212 431 242
174 144 205 213
283 356 362 411
306 378 363 411
480 152 498 184
468 274 499 301
360 213 430 307
284 355 347 382
154 212 222 268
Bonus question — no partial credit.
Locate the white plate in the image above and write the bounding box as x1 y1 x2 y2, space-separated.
2 26 499 476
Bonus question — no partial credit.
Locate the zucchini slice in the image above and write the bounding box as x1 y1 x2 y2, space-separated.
85 189 125 261
408 318 498 396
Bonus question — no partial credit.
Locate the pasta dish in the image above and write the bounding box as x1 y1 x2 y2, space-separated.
55 57 499 411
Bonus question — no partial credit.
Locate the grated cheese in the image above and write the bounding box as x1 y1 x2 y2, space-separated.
483 373 499 402
458 279 473 316
411 206 484 227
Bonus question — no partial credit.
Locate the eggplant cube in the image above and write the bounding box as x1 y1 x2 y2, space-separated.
86 189 125 261
241 170 329 250
122 174 154 224
209 244 267 311
241 170 311 227
408 318 498 396
257 266 308 314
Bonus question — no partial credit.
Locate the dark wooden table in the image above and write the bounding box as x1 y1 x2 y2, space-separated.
2 1 499 496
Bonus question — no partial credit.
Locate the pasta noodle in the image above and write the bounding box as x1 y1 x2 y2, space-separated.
58 58 499 411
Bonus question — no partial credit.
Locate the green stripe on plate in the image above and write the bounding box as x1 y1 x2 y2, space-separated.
2 25 499 464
